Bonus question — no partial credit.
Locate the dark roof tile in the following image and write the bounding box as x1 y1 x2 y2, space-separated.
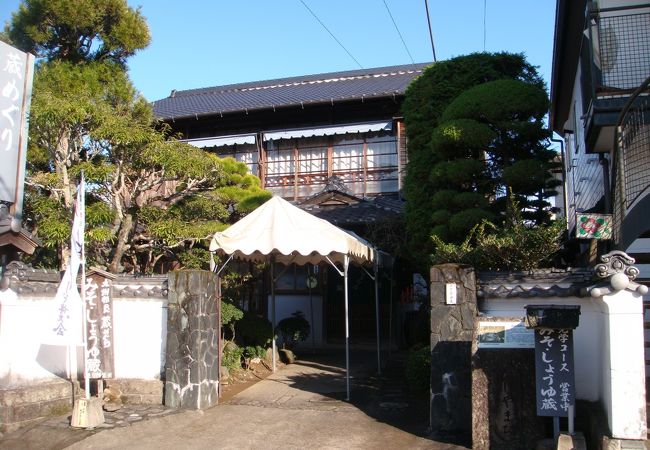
476 268 594 299
153 63 431 120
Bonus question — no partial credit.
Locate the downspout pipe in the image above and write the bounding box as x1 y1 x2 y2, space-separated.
551 136 569 230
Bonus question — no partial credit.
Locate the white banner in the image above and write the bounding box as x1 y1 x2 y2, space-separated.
49 176 85 345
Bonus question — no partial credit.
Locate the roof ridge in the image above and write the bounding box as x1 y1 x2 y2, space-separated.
163 62 431 100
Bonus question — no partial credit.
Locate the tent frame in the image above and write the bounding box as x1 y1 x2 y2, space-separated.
213 252 383 401
209 196 390 401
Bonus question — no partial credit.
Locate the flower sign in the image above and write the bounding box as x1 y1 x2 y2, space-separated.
576 213 612 239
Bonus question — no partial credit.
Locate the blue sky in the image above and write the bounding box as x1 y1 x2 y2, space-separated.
1 1 557 102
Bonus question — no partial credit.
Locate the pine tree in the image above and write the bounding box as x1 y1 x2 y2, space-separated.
6 0 270 272
402 52 558 267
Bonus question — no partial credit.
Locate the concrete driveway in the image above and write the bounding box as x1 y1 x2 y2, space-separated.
14 349 471 449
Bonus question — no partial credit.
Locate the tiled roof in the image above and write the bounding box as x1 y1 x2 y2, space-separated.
476 268 594 299
153 63 431 120
4 261 168 298
300 192 404 227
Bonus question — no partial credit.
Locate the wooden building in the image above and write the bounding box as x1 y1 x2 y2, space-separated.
152 63 430 345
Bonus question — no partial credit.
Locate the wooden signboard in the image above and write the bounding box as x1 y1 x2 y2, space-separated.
84 270 115 379
534 329 575 417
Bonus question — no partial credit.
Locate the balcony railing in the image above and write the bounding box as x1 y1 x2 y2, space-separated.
620 96 650 209
612 76 650 246
579 4 650 152
587 4 650 95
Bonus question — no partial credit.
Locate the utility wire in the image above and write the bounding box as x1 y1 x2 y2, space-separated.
424 0 437 62
483 0 487 51
382 0 414 64
299 0 363 69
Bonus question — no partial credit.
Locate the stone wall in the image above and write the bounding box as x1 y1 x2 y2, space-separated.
472 269 594 450
0 379 80 433
164 270 220 410
0 261 168 432
103 379 163 406
471 334 546 449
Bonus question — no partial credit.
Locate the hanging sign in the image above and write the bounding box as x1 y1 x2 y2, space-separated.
534 329 575 417
84 271 115 379
445 283 457 305
0 41 34 219
576 213 612 239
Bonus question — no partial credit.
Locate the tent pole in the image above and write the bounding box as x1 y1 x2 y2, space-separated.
344 255 350 401
309 265 315 351
271 256 276 372
388 267 394 359
374 261 381 375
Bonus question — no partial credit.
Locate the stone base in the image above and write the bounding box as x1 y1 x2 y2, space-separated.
104 379 163 405
601 437 647 450
165 379 219 410
557 433 586 450
71 397 104 428
0 379 79 433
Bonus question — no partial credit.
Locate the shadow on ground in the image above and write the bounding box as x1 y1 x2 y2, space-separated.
282 347 471 448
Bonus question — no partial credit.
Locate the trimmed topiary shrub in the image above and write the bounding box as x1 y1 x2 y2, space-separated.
236 312 272 347
276 311 310 350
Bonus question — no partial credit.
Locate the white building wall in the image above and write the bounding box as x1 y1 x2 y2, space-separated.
480 296 606 402
0 289 167 387
601 0 650 7
268 294 324 347
564 63 607 232
0 290 69 385
111 297 167 380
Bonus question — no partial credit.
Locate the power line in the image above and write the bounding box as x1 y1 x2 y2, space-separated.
299 0 363 69
483 0 487 51
423 0 437 62
382 0 414 64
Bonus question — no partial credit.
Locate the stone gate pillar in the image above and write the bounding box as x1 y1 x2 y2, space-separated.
165 270 221 409
588 251 648 443
429 264 476 438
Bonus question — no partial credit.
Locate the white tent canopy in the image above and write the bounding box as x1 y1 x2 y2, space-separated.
209 196 382 400
209 196 374 267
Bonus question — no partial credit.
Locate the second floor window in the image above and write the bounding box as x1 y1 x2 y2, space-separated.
265 131 398 199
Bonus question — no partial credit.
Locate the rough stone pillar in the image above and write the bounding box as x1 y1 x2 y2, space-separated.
165 270 220 409
429 264 476 439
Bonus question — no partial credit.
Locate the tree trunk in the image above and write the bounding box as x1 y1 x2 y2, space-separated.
109 213 133 273
55 131 74 271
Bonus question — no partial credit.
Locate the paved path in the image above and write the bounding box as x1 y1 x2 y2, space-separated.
3 350 469 449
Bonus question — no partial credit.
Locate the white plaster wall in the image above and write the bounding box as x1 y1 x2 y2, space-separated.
602 0 649 7
479 296 605 402
600 289 647 439
1 290 67 386
268 294 324 347
0 288 90 386
112 298 167 380
0 291 167 386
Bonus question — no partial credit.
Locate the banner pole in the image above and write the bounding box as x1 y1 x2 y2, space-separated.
79 172 90 399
